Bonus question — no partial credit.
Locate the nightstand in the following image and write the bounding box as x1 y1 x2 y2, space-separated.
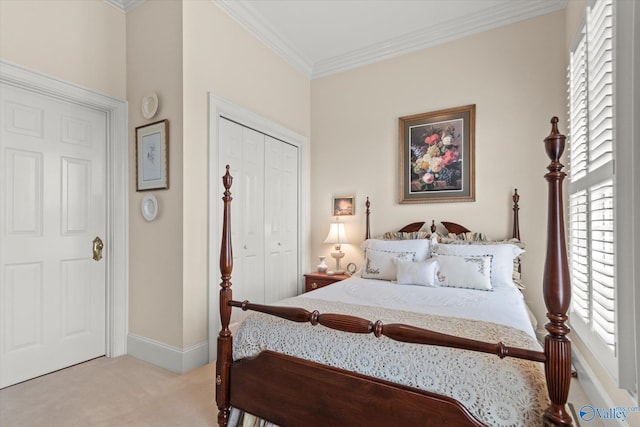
303 272 350 292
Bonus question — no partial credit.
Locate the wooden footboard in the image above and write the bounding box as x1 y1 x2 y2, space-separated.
230 351 485 427
216 118 573 426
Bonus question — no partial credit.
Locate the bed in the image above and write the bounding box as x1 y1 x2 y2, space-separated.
215 117 572 426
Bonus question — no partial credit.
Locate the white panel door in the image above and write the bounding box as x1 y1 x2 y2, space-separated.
0 84 106 388
264 136 298 303
218 118 265 311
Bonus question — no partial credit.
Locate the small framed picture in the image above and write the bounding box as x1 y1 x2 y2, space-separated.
136 119 169 191
333 195 355 216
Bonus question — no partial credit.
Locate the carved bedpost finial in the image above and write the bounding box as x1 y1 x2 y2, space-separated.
365 197 371 240
222 165 233 196
542 118 572 427
545 117 566 173
217 164 234 427
512 189 521 241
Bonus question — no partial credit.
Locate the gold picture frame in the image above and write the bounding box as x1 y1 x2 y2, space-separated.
399 105 475 203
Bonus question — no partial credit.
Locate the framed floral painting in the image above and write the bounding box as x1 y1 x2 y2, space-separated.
399 105 475 203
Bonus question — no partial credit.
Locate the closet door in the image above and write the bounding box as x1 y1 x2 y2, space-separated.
218 118 265 305
264 136 299 303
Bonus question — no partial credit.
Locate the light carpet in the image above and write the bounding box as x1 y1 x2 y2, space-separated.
0 355 216 427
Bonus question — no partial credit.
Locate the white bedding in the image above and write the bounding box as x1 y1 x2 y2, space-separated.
304 274 537 338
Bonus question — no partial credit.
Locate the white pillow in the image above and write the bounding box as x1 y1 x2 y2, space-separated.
434 254 493 291
394 258 439 287
433 243 524 288
361 238 431 261
362 248 416 281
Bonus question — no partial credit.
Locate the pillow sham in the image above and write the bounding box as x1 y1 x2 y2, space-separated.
393 258 439 287
361 238 431 261
434 254 493 291
362 248 416 281
433 242 524 289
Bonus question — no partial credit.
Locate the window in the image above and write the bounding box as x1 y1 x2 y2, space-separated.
568 0 617 375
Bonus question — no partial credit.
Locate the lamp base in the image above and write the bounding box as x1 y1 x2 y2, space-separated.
330 250 345 275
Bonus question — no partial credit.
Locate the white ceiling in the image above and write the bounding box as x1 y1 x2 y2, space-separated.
107 0 567 79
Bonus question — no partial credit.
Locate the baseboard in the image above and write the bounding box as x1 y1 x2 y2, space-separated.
571 345 626 427
127 334 209 374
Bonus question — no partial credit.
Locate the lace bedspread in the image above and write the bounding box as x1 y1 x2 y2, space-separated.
233 297 549 427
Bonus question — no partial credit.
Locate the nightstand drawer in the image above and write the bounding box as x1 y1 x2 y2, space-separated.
304 272 349 292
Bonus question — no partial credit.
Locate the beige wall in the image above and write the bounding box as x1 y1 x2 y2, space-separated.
0 0 126 99
1 0 310 354
181 0 310 347
127 0 185 348
125 0 311 349
310 11 567 332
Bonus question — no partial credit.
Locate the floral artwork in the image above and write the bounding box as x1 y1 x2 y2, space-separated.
399 105 475 203
409 119 463 192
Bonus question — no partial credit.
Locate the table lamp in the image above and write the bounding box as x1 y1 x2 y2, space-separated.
324 218 348 274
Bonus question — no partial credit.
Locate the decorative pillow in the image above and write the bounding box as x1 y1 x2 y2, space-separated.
380 231 431 241
361 238 431 261
433 242 524 289
362 248 416 281
446 231 490 242
434 254 493 291
393 258 439 287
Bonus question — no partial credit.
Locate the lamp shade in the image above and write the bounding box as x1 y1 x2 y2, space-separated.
324 221 348 245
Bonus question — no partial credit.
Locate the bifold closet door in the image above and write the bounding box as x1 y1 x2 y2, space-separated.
264 136 299 303
218 118 265 305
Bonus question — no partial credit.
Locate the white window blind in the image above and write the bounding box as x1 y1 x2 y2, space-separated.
569 37 588 183
589 180 615 348
568 0 616 364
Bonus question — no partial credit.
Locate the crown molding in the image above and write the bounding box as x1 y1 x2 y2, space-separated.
214 0 313 78
312 0 567 78
216 0 566 80
104 0 145 13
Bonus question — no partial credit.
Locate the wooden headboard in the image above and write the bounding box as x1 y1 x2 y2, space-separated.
365 189 521 240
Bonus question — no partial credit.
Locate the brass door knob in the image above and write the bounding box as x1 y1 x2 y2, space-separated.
92 236 104 261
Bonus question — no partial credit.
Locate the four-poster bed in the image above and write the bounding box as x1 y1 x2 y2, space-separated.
215 118 572 426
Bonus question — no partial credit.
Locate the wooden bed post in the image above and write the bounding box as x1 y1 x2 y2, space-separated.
512 189 521 240
542 118 573 427
216 165 233 427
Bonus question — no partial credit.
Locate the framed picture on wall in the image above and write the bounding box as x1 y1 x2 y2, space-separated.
136 119 169 191
399 105 475 203
332 195 355 216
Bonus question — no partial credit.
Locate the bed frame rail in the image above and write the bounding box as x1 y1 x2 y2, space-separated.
230 300 546 363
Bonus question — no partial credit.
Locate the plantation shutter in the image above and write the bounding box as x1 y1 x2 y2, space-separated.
569 36 588 183
569 191 589 322
589 181 615 348
587 0 614 173
567 0 616 361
